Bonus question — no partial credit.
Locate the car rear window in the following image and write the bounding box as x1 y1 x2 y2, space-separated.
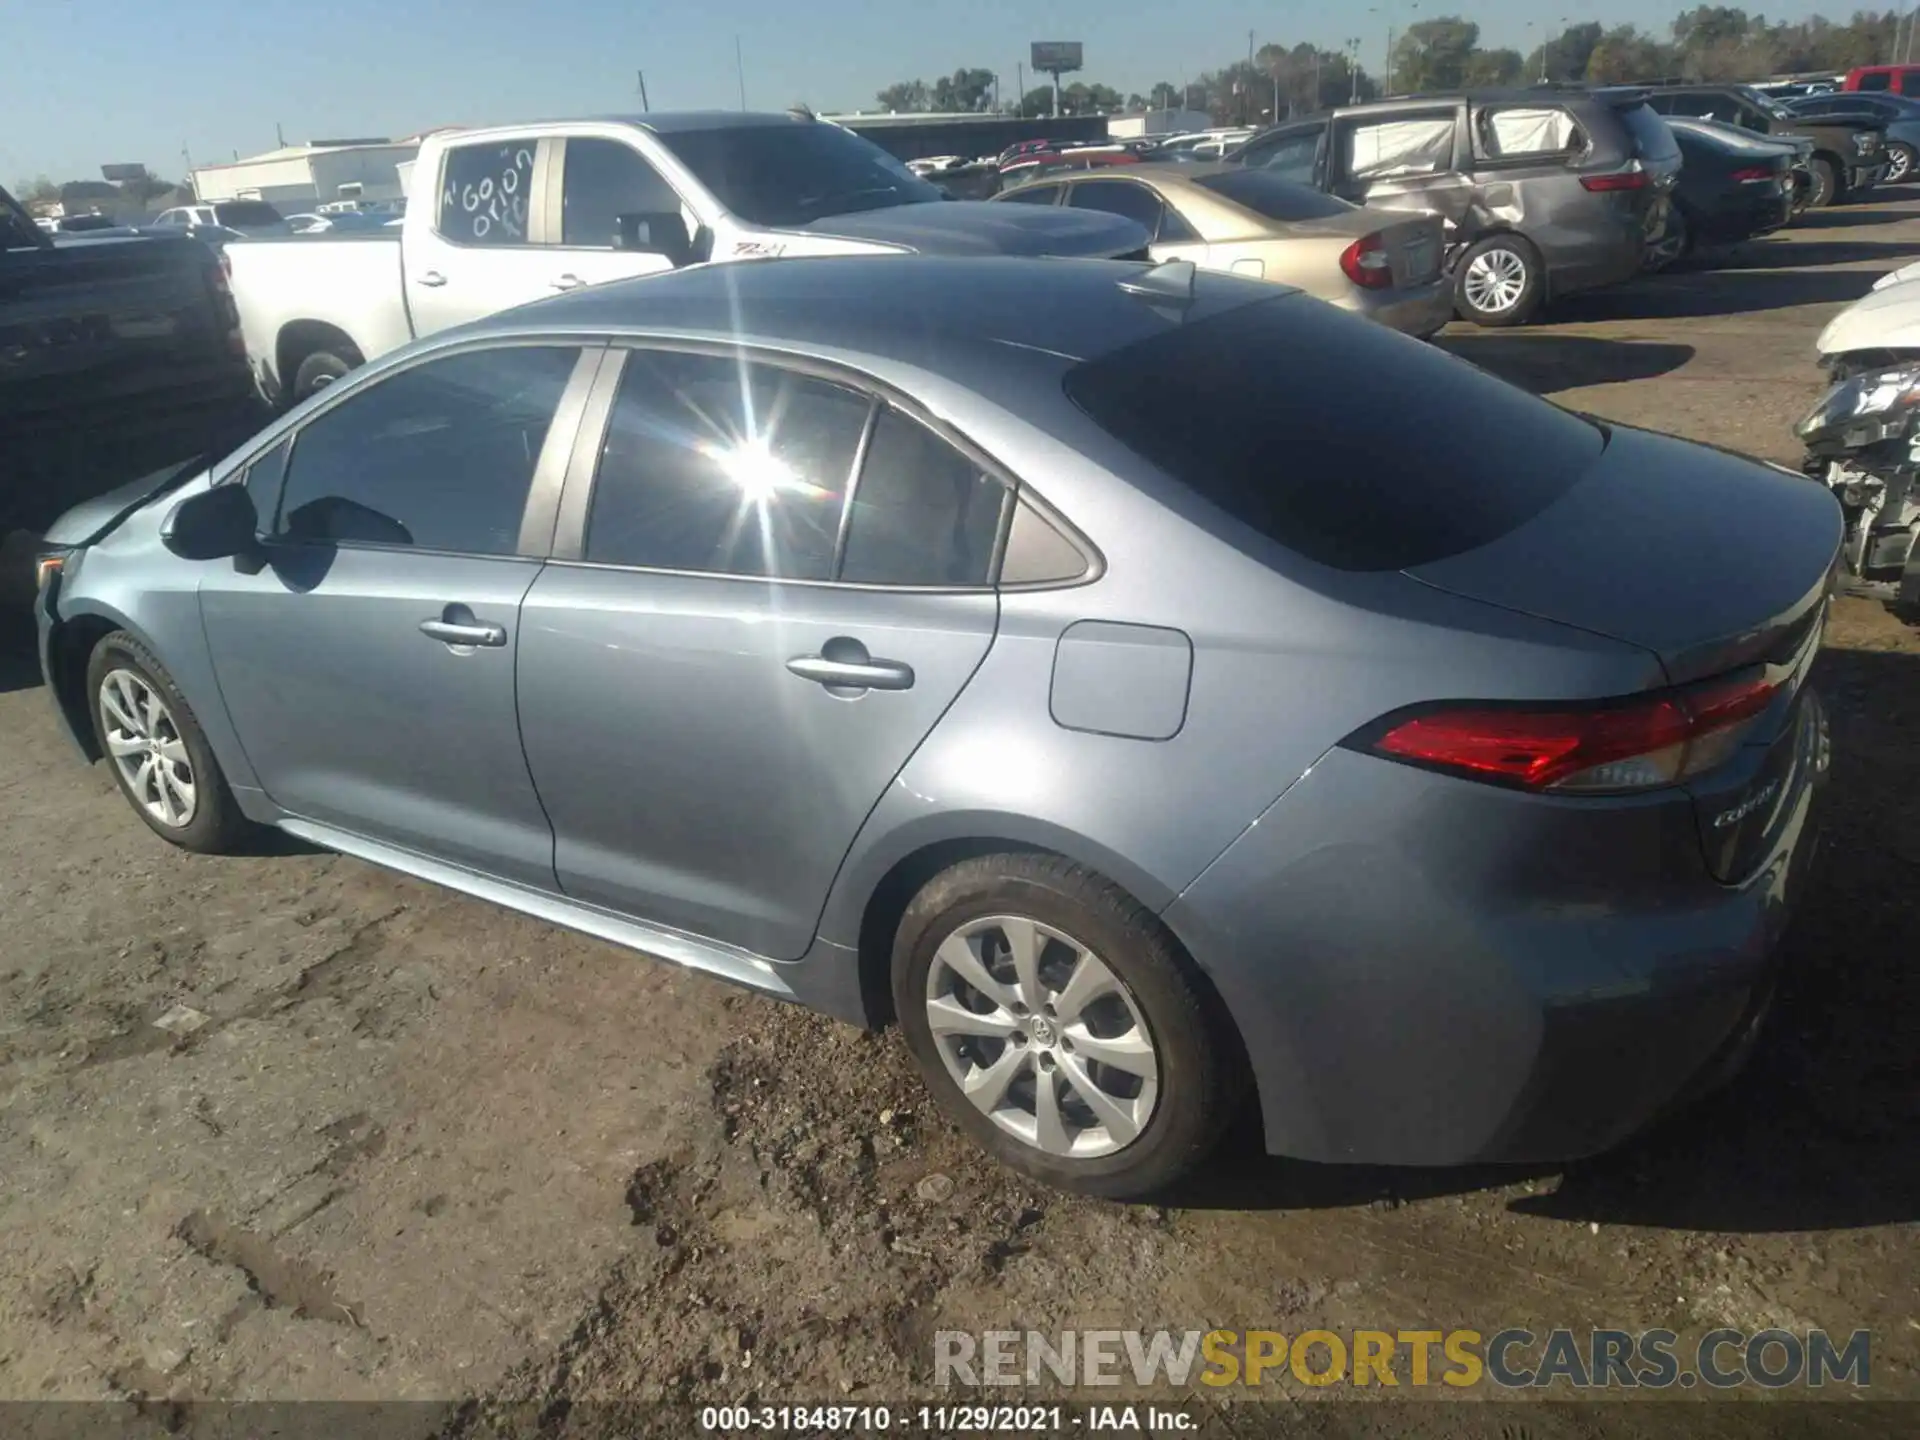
1190 170 1353 221
1615 103 1682 167
1062 297 1603 572
214 201 284 226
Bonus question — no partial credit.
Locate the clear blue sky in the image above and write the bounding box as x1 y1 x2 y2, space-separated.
6 0 1838 184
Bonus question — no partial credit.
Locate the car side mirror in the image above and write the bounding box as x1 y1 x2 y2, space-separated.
614 211 694 266
161 484 258 561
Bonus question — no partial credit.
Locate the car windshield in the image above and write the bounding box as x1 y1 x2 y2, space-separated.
1191 170 1353 221
214 201 284 226
654 122 944 227
1064 295 1602 572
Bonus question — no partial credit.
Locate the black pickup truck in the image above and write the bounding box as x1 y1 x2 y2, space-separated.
1 182 260 553
1639 84 1889 207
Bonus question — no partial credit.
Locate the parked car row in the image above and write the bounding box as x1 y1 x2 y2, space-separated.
1228 81 1900 325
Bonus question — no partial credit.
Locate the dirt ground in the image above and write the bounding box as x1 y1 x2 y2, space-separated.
1 199 1916 1436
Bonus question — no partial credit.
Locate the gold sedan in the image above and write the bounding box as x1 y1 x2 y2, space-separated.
995 162 1453 337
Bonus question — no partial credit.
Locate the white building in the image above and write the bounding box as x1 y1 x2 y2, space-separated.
191 138 420 207
1107 108 1214 139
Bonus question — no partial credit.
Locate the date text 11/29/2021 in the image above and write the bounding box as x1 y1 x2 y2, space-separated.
700 1404 1195 1432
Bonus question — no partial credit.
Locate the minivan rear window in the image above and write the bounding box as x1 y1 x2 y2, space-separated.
1062 297 1603 571
1616 103 1682 167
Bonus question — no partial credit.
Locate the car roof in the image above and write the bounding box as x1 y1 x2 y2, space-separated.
593 111 813 134
472 255 1287 371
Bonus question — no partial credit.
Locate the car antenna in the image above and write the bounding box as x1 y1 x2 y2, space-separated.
1117 258 1196 302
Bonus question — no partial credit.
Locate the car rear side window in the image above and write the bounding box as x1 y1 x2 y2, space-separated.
438 140 537 245
1069 180 1167 236
276 346 578 554
839 407 1008 586
1476 107 1585 159
585 350 869 580
1062 296 1603 572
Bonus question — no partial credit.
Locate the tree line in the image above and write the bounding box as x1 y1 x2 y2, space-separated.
871 6 1918 125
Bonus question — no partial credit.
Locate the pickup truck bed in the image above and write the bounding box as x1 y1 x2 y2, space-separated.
3 188 259 539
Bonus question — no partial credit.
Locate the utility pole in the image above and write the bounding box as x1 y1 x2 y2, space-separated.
636 69 650 112
275 121 285 148
734 35 746 110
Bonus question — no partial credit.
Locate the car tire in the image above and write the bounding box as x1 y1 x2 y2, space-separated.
892 853 1239 1199
86 632 251 854
1887 143 1916 184
1807 156 1840 209
1453 235 1544 327
291 346 360 404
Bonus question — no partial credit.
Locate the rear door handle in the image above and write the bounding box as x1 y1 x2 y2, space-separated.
550 273 586 291
420 603 506 648
787 638 914 692
415 269 448 288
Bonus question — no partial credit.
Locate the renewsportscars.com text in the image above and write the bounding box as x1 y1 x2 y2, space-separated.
935 1327 1872 1391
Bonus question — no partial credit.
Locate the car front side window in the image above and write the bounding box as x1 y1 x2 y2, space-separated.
560 138 688 248
274 346 579 555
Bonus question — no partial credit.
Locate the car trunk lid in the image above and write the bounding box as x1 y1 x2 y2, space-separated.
1405 424 1842 881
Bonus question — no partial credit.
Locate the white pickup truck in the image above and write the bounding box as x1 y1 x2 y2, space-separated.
228 111 1150 405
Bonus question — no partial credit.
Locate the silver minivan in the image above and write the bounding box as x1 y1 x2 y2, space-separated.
1235 87 1683 326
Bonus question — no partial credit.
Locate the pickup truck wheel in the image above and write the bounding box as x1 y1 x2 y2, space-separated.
291 347 360 403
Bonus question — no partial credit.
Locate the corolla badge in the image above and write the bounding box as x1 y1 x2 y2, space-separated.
1713 779 1781 830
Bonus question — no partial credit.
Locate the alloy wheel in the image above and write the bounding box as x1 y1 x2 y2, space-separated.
923 915 1159 1158
1891 146 1914 183
99 669 197 828
1462 248 1528 314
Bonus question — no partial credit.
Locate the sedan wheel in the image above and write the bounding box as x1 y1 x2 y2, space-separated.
1889 143 1915 184
85 632 251 853
99 668 196 828
893 854 1238 1198
924 915 1159 1158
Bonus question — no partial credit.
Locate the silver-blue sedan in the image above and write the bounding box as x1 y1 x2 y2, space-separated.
34 255 1838 1196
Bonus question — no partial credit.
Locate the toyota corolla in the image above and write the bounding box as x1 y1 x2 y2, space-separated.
35 256 1836 1196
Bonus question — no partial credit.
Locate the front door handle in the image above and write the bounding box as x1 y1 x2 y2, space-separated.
787 637 914 693
415 269 448 288
550 273 586 291
420 603 506 648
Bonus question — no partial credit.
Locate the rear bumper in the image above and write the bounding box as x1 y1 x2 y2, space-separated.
1163 692 1829 1167
1338 276 1455 337
1697 193 1794 245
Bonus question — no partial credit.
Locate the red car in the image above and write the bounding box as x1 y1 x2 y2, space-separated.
1843 65 1920 97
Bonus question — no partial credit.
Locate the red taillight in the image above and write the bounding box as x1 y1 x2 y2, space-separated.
1729 166 1775 183
1339 233 1394 290
1579 171 1648 192
1363 673 1781 793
